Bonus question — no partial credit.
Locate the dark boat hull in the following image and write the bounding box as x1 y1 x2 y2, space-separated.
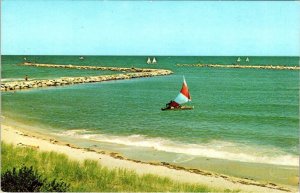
161 106 194 111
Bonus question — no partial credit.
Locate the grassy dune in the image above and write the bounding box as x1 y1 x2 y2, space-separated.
1 142 223 192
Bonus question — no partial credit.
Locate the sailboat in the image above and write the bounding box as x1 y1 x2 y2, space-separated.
152 57 157 64
147 57 157 64
237 57 241 62
161 77 193 111
246 57 249 62
147 57 152 64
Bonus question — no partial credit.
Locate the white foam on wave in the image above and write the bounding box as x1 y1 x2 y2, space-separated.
55 129 298 166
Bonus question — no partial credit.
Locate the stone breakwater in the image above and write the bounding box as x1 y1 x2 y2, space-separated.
22 62 158 72
1 63 173 91
177 63 300 70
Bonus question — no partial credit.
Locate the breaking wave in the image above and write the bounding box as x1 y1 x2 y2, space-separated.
55 129 298 166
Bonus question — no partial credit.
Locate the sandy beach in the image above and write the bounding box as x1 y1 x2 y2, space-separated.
3 0 299 192
1 122 295 193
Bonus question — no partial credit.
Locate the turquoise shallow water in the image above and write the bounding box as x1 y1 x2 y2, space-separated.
1 56 299 167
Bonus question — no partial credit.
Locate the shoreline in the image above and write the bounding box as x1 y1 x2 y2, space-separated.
1 63 173 91
1 122 295 192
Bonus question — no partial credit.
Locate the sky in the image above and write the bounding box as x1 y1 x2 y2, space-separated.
2 1 300 56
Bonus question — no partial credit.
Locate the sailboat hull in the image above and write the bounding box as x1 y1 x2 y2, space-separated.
161 106 194 111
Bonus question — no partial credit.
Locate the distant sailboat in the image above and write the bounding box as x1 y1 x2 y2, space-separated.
147 57 157 64
79 56 84 60
246 57 249 62
152 57 157 64
147 57 152 64
161 76 193 111
237 57 241 62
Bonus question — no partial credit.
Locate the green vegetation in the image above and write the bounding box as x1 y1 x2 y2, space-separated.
1 166 69 192
1 142 221 192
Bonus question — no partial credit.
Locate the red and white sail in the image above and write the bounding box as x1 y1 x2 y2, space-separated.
170 77 191 107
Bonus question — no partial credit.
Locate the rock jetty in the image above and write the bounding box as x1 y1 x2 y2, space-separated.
1 63 173 92
176 63 300 70
22 62 159 72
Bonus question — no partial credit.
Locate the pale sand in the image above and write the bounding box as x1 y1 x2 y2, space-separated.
1 123 295 193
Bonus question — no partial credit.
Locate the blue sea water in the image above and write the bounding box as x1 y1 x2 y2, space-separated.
1 55 299 169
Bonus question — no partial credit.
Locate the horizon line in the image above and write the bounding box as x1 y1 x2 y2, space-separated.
1 54 299 57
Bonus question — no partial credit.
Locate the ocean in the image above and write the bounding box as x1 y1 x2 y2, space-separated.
1 55 299 187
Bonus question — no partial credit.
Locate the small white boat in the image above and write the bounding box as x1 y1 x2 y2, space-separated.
147 57 151 64
246 57 249 62
79 56 84 60
152 57 157 64
147 57 157 64
237 57 241 62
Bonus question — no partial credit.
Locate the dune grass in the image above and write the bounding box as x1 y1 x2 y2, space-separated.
1 142 227 192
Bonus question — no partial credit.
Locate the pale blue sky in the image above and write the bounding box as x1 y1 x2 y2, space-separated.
2 1 299 56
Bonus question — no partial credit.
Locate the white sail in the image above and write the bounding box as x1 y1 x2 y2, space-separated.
147 57 151 64
237 57 241 62
152 57 157 64
246 57 249 62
